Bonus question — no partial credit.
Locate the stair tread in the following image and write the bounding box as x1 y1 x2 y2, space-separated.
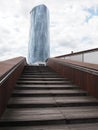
1 113 63 121
17 81 71 84
1 106 98 121
13 89 87 94
21 73 61 75
8 96 98 104
23 72 57 74
15 84 77 88
22 75 61 77
19 77 67 81
0 125 69 130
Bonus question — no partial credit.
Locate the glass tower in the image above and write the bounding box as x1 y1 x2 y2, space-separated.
28 4 50 64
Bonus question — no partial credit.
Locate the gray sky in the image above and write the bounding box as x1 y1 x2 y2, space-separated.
0 0 98 61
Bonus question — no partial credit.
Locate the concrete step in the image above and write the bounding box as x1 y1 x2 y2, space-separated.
18 77 67 81
15 84 79 90
17 80 72 85
21 75 62 78
1 107 98 126
12 89 87 97
22 71 58 75
7 96 98 108
22 73 59 76
23 72 57 75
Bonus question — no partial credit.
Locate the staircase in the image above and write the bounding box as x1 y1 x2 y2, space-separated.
1 65 98 130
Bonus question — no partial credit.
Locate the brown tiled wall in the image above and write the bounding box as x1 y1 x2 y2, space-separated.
0 57 27 117
47 58 98 99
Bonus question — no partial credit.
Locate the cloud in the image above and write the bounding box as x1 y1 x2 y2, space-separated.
0 0 98 61
49 0 98 56
0 0 29 61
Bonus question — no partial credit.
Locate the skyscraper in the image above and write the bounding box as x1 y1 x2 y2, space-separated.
28 4 50 64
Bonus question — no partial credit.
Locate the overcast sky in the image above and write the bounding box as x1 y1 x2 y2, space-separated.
0 0 98 61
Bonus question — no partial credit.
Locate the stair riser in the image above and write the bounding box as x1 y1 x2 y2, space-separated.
0 119 66 127
12 93 87 97
15 86 79 90
17 82 71 85
7 102 98 108
1 118 98 127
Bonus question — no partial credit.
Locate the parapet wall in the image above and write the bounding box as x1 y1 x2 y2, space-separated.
47 58 98 99
0 57 27 117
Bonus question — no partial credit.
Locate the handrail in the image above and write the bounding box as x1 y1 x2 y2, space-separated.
48 58 98 76
56 48 98 58
0 58 26 86
55 48 98 65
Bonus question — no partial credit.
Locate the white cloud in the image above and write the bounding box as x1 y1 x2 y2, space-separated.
49 0 98 56
0 0 29 61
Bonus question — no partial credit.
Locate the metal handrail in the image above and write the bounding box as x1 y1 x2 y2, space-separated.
55 48 98 65
56 48 98 58
0 59 25 86
50 58 98 76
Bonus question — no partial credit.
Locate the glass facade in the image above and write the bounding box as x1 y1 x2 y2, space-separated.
28 5 50 64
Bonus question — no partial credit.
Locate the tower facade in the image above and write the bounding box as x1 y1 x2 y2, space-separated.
28 4 50 64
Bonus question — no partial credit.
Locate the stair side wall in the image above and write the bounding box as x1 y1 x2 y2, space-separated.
0 57 27 118
47 58 98 99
